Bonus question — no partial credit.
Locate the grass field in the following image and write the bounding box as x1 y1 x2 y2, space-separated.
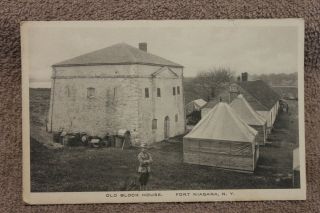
29 89 299 192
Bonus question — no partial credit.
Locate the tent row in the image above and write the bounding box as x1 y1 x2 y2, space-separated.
230 95 267 145
183 94 268 172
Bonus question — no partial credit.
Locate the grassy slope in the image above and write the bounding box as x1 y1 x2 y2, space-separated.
29 88 50 127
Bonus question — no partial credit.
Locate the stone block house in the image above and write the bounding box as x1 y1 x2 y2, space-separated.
47 42 186 145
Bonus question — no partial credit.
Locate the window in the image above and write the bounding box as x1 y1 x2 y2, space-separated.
87 87 95 98
152 119 157 129
113 87 117 100
65 86 70 97
177 86 180 95
145 88 149 98
173 87 176 96
106 89 111 98
175 114 178 122
157 88 161 97
106 89 111 105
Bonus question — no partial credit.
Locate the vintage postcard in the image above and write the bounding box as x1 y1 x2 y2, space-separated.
21 19 306 204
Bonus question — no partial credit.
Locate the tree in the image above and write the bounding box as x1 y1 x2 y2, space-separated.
193 67 235 101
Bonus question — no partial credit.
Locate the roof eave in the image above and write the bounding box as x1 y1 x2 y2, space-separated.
183 136 255 143
52 62 184 68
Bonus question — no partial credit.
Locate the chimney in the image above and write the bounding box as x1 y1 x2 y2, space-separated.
241 72 248 82
139 42 147 52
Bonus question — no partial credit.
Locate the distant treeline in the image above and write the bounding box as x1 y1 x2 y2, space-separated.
250 72 297 87
183 70 297 104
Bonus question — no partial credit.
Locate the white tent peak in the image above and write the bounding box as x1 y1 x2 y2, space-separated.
194 99 207 108
230 94 266 126
185 102 257 142
186 99 207 115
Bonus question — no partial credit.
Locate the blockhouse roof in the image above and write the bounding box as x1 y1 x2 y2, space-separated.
53 43 183 68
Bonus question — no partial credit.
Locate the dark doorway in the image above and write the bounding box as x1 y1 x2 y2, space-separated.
164 116 170 139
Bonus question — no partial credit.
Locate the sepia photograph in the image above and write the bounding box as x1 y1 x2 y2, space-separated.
21 19 305 204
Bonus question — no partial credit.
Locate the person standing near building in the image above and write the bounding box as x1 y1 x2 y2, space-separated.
137 143 152 191
60 128 67 146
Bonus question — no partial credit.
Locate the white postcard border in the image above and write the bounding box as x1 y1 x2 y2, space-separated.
21 19 306 205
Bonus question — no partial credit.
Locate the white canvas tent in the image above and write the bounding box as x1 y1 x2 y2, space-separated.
230 94 268 145
183 102 259 172
186 99 207 116
293 148 300 171
293 147 300 188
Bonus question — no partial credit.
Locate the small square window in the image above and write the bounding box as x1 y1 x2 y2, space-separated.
175 114 178 122
152 119 157 129
157 88 161 97
177 86 180 95
114 87 117 98
87 87 95 98
173 87 176 96
145 88 149 98
65 86 70 97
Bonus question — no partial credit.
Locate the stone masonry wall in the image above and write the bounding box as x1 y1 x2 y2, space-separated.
136 65 185 144
47 64 186 144
48 65 140 137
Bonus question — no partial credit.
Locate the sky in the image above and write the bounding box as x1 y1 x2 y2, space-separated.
24 21 300 88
